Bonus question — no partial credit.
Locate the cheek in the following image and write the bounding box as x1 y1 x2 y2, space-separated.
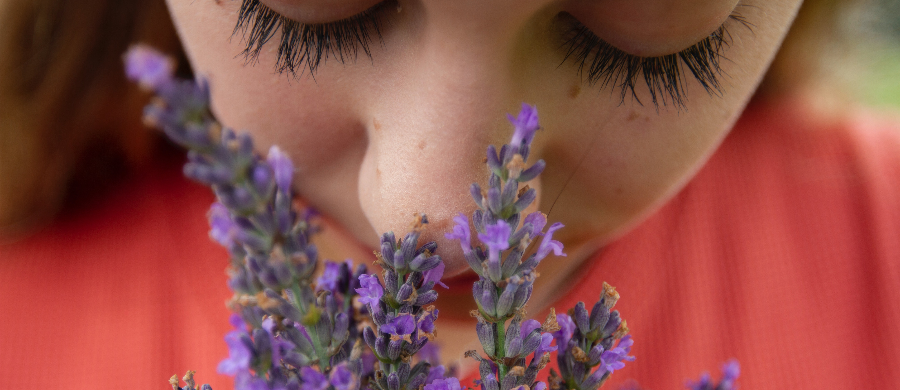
167 0 368 173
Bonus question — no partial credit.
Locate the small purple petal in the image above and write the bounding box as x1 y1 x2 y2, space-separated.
423 261 448 289
267 145 294 193
478 220 511 253
508 103 540 149
522 212 547 238
382 314 416 336
599 335 635 374
300 367 329 390
425 364 446 385
721 359 740 381
521 319 542 336
444 213 472 253
536 333 556 356
218 320 252 375
536 222 565 259
330 363 357 390
124 45 174 90
424 377 462 390
235 371 270 390
417 308 439 335
208 202 238 247
686 373 712 390
316 262 342 292
355 274 384 307
262 317 277 333
552 313 576 352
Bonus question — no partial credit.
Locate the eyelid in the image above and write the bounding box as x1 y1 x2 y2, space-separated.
557 11 752 108
261 0 383 23
564 0 741 57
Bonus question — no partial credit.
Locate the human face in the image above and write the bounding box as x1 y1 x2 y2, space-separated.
166 0 802 278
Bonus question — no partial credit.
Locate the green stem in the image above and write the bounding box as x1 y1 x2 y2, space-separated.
495 320 507 380
290 282 331 370
307 324 331 370
291 283 307 313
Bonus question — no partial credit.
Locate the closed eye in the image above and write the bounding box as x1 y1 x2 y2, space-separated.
232 0 392 76
557 11 753 109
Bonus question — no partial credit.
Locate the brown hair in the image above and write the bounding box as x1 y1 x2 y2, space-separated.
0 0 183 237
0 0 855 238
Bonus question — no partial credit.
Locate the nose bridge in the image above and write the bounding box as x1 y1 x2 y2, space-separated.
358 5 529 236
369 4 519 155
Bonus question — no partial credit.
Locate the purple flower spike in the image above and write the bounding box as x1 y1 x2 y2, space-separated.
300 367 329 390
424 377 462 390
355 274 384 307
208 202 238 247
507 103 539 150
124 45 174 91
424 261 448 289
444 213 472 253
267 145 294 193
382 314 416 336
217 314 252 375
536 222 565 259
479 220 511 253
330 363 357 390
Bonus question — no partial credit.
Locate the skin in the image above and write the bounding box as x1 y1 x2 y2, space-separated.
166 0 802 367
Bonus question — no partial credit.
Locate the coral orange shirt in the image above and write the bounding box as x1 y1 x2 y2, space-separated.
2 102 899 389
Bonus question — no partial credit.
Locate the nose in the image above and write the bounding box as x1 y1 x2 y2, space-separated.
356 1 547 275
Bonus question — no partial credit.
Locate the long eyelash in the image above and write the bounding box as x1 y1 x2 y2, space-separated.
560 13 752 109
233 0 387 76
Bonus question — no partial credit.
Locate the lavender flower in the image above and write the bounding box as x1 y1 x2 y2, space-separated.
382 314 416 337
536 223 565 259
686 360 740 390
507 103 540 152
356 274 384 307
598 336 635 374
424 377 462 390
208 202 239 248
554 283 631 390
445 213 472 253
128 48 646 390
218 315 252 375
317 261 343 292
124 45 174 90
300 367 329 390
128 46 372 390
330 364 357 390
267 146 294 193
448 105 572 390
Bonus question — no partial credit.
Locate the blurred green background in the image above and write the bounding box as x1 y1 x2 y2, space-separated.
851 0 900 108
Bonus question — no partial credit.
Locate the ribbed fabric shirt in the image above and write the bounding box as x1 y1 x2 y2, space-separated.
2 102 899 389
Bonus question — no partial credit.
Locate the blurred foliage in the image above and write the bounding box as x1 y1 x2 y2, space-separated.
852 0 900 107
